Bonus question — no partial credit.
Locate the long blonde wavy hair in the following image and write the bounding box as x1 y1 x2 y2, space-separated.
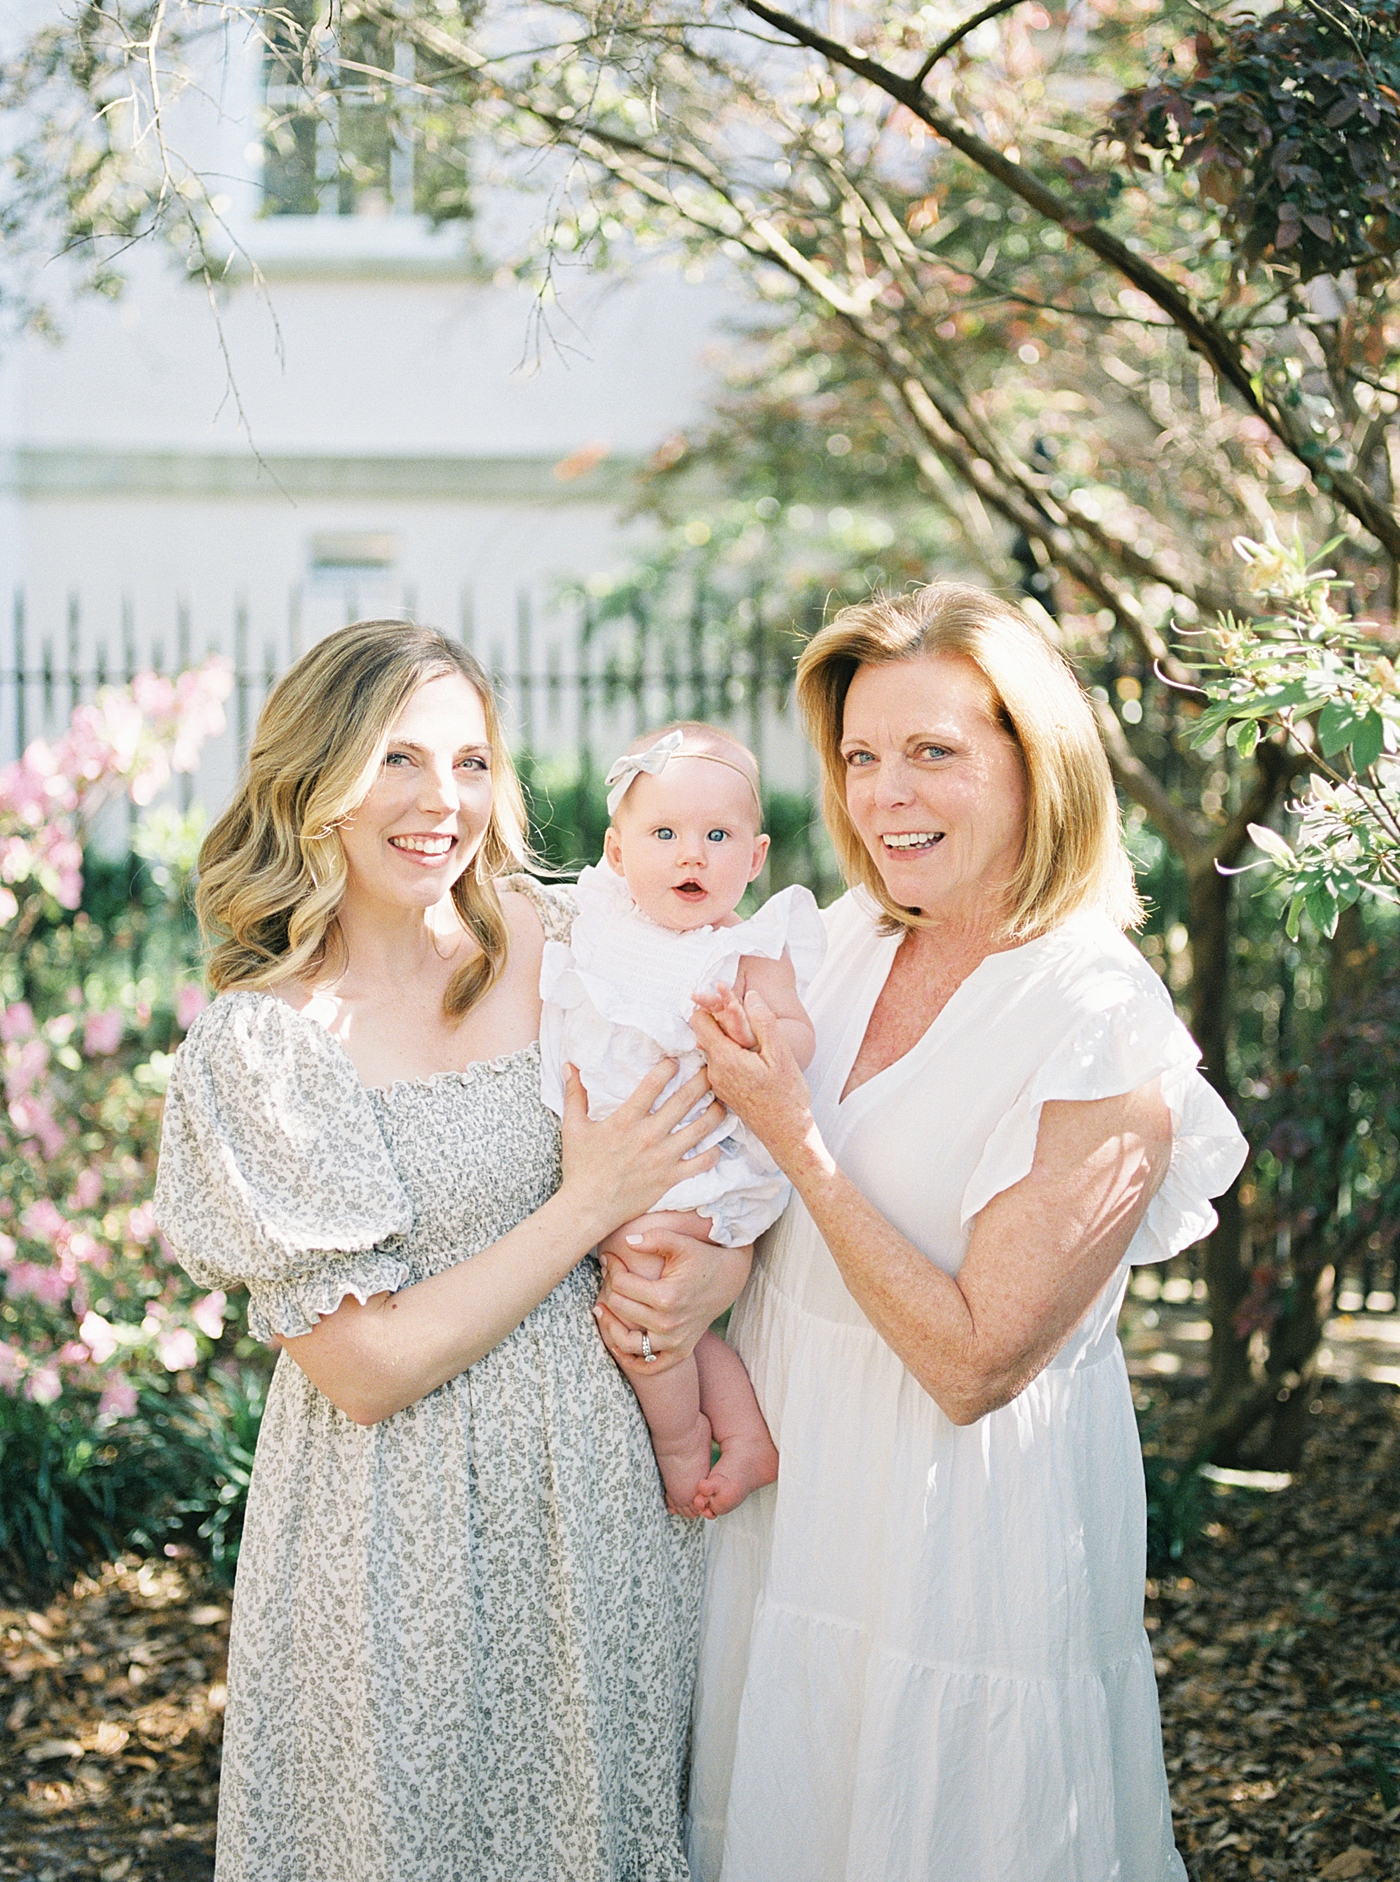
197 620 533 1018
796 583 1142 939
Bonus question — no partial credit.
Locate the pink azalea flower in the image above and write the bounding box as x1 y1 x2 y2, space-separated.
1 1002 34 1043
69 1168 103 1211
156 1326 199 1373
22 1198 69 1245
6 1036 50 1095
24 1365 62 1406
6 1261 72 1306
83 1008 125 1057
67 1230 103 1267
7 1096 67 1161
0 1341 23 1392
175 984 209 1031
191 1291 226 1340
79 1311 120 1364
98 1375 139 1420
127 1201 158 1244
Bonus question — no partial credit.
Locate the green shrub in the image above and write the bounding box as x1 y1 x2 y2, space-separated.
0 1365 268 1593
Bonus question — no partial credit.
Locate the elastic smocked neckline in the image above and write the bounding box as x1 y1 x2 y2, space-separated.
201 989 543 1099
367 1042 542 1100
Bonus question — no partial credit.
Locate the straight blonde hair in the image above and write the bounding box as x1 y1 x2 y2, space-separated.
795 584 1142 938
197 620 533 1016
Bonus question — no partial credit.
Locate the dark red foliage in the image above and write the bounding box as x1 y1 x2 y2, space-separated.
1103 0 1400 281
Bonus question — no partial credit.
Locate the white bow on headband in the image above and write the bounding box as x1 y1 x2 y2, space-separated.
603 729 762 818
604 729 688 817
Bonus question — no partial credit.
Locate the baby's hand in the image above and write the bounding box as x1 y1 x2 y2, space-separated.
693 982 757 1049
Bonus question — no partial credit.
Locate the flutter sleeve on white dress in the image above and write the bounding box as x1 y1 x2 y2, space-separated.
154 992 413 1340
958 937 1247 1261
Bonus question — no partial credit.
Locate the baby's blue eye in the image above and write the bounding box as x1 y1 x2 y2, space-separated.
707 829 729 844
654 827 675 841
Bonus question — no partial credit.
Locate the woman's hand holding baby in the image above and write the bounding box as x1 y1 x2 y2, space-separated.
559 1059 721 1246
594 1225 752 1371
690 990 818 1177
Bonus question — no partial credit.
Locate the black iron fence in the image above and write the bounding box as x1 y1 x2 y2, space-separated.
3 582 816 778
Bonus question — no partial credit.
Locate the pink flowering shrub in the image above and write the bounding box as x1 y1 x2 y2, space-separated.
0 660 243 1422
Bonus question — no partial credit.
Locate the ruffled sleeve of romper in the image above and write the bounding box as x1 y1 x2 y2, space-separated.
153 992 414 1341
959 924 1248 1263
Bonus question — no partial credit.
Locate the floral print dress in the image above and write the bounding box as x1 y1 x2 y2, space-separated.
153 880 702 1882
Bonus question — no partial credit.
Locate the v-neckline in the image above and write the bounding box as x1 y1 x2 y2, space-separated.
830 915 1047 1120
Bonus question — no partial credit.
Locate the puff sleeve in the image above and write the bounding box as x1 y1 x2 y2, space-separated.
153 993 413 1340
959 948 1247 1264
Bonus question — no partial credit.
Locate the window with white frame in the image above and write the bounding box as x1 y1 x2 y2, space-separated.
260 1 476 219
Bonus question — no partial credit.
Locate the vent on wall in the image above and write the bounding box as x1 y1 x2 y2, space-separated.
309 532 398 574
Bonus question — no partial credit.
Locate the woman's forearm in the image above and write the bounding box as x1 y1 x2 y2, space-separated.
778 1091 1167 1424
283 1186 616 1425
285 1057 729 1424
692 999 1170 1425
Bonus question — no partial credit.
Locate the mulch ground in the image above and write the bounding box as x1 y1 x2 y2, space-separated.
0 1560 225 1881
1 1378 1397 1881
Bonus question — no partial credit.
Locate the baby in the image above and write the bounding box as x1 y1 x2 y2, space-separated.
539 722 825 1518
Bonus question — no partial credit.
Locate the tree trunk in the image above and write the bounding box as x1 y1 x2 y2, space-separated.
1186 861 1255 1446
1195 907 1368 1469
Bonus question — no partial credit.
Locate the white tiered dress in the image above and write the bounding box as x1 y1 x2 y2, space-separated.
687 890 1247 1882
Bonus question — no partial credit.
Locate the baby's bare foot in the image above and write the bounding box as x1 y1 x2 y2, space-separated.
694 1430 779 1520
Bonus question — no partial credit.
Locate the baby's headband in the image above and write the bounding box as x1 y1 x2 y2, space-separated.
604 728 762 818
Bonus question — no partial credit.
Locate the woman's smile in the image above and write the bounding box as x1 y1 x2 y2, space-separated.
880 831 944 853
388 831 458 862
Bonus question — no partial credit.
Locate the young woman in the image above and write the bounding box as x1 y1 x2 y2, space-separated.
154 620 749 1882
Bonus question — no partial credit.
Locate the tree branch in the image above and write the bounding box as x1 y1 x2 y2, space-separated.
1211 738 1304 871
1092 696 1208 867
913 0 1026 85
736 0 1400 560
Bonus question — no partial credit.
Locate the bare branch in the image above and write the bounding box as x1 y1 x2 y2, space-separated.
913 0 1027 85
1091 696 1208 866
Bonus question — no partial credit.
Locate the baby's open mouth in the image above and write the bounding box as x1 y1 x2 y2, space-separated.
673 880 707 899
882 832 944 853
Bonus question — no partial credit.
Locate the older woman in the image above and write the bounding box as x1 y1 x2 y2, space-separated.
153 621 745 1882
654 585 1245 1880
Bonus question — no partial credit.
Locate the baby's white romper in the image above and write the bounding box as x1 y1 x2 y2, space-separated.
539 864 826 1246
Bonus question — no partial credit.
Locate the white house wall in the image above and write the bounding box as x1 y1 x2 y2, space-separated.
0 7 799 809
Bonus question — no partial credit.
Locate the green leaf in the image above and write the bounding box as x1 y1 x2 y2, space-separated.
1350 710 1385 773
1235 718 1260 757
1304 885 1340 938
1318 696 1364 758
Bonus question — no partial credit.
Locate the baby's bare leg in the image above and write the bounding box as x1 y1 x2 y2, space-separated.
692 1332 779 1520
598 1209 716 1517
